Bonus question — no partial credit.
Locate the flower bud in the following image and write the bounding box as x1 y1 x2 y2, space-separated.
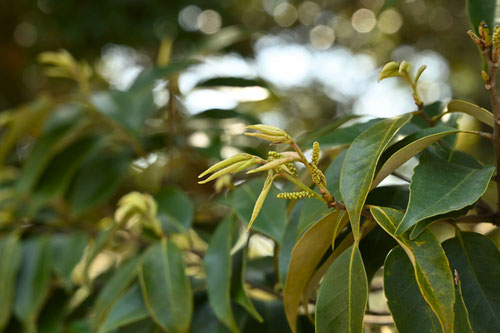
378 62 400 82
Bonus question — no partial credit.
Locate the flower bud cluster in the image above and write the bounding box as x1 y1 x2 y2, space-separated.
277 191 314 200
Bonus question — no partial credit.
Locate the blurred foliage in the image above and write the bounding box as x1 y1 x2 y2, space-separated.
0 0 499 332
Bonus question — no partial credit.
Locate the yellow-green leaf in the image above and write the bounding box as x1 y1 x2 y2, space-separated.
446 100 494 127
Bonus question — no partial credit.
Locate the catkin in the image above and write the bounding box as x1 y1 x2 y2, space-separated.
277 191 314 199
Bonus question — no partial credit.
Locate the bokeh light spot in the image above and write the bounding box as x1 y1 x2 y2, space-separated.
273 3 298 27
13 22 37 47
309 25 335 50
178 5 202 32
197 10 222 34
377 9 403 34
351 8 376 33
298 1 321 26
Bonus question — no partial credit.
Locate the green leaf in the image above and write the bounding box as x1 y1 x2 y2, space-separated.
295 198 331 237
384 246 442 333
14 237 52 331
315 245 368 333
155 186 194 233
231 247 263 323
446 100 494 127
139 240 192 333
193 109 260 123
68 148 132 215
325 149 346 203
443 230 500 332
98 284 149 333
299 115 359 147
454 280 473 333
0 233 23 331
373 126 459 188
277 201 303 285
205 217 239 333
370 206 455 333
396 149 495 235
50 232 88 290
196 77 267 88
359 226 397 283
16 121 77 193
33 136 103 207
313 118 380 148
409 206 472 240
92 256 140 330
283 210 341 333
466 0 496 34
231 179 287 242
340 114 411 239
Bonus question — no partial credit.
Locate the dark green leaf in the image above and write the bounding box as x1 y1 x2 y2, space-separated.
315 245 368 333
193 109 259 123
341 114 411 239
196 77 267 88
409 206 472 240
205 217 239 332
231 248 263 323
14 237 52 331
278 200 303 285
50 232 88 290
139 240 192 333
92 256 140 330
231 179 287 242
370 206 455 333
454 280 473 333
0 233 23 331
443 230 500 332
155 186 194 233
396 149 494 234
325 149 346 203
68 148 132 215
98 284 149 333
466 0 496 34
384 246 442 333
33 136 103 207
359 226 397 283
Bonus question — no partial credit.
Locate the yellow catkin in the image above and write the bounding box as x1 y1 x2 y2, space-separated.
312 141 320 166
286 162 298 178
310 164 327 186
494 26 500 49
277 191 314 199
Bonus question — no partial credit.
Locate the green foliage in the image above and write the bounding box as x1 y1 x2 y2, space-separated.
1 1 500 332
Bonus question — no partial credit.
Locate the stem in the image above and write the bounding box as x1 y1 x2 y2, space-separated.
404 73 434 126
483 47 500 214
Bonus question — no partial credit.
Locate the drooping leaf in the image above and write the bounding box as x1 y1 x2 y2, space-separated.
98 284 149 333
68 148 133 215
283 210 341 333
396 148 494 235
0 233 23 331
384 246 442 333
231 179 287 242
315 244 368 333
139 240 192 333
205 217 239 332
443 230 500 332
50 232 88 290
340 114 411 239
92 256 140 330
231 247 263 323
372 126 459 188
446 100 494 127
13 237 52 331
370 206 455 333
155 186 194 233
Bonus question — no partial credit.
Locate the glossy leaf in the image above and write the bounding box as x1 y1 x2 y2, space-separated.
396 149 494 235
340 114 411 239
370 206 455 333
384 246 442 333
68 148 132 215
205 217 239 332
315 245 368 333
372 126 459 188
98 284 149 333
50 232 88 290
466 0 496 34
139 240 192 333
231 179 287 242
231 247 263 322
13 237 52 331
92 256 140 330
446 100 494 127
283 210 340 333
325 149 346 203
443 230 500 332
409 206 472 240
0 233 23 330
155 186 194 233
